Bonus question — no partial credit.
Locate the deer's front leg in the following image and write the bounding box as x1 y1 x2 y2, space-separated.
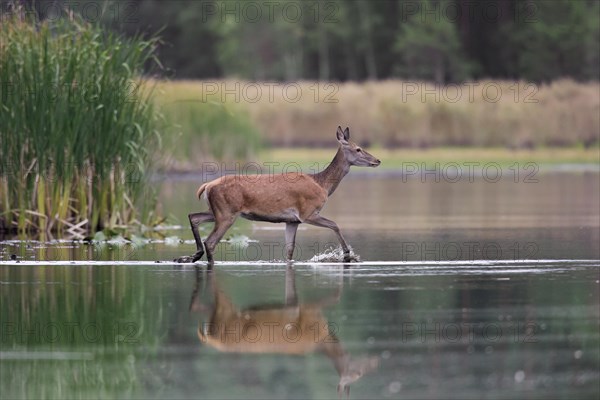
304 215 352 262
285 222 299 261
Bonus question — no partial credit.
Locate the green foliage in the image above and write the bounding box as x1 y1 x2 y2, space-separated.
76 0 600 82
208 0 313 80
394 0 476 83
0 10 162 232
154 81 262 164
499 0 600 82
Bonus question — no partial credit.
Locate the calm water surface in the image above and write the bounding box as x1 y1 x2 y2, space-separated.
1 171 599 399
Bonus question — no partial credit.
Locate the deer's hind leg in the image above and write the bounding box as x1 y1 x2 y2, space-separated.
175 212 214 263
203 213 237 264
198 184 241 264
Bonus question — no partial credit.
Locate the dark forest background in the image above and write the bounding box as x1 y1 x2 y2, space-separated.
9 0 600 83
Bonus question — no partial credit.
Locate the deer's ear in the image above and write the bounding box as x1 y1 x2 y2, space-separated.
343 127 350 140
336 126 349 144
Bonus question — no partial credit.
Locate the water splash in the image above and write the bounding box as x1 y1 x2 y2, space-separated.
308 246 361 263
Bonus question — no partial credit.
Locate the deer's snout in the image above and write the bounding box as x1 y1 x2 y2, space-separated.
371 159 381 167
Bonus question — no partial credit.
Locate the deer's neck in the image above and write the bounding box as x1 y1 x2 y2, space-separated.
311 148 350 196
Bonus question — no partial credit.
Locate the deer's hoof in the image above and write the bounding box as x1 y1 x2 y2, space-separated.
343 252 360 263
206 251 214 264
174 255 195 263
192 251 204 262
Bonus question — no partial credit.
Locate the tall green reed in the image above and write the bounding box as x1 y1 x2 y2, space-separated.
0 11 161 233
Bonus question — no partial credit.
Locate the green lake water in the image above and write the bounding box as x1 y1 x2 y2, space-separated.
1 171 599 399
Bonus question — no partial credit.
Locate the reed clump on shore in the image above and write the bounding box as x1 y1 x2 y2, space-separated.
0 12 161 233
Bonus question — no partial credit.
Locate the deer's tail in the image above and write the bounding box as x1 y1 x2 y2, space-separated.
196 183 209 201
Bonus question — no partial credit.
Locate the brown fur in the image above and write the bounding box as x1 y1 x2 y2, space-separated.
201 174 327 222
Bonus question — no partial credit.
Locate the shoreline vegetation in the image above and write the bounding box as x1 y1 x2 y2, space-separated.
264 147 600 173
161 147 600 175
155 79 599 172
0 13 162 234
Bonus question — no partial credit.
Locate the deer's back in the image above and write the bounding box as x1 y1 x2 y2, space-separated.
204 173 327 222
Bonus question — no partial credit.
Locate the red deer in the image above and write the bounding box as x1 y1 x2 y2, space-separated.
176 126 380 264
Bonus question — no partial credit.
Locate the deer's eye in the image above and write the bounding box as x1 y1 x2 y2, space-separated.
356 148 361 152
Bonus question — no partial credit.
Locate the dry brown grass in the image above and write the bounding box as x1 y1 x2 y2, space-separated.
154 79 599 159
244 79 599 149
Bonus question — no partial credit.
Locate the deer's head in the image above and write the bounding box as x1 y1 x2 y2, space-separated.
336 126 381 168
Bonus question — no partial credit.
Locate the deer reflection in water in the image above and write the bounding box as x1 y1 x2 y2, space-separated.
189 266 379 398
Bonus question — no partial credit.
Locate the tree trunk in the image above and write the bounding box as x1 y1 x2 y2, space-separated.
318 24 330 81
344 40 358 81
434 51 444 84
357 1 377 80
